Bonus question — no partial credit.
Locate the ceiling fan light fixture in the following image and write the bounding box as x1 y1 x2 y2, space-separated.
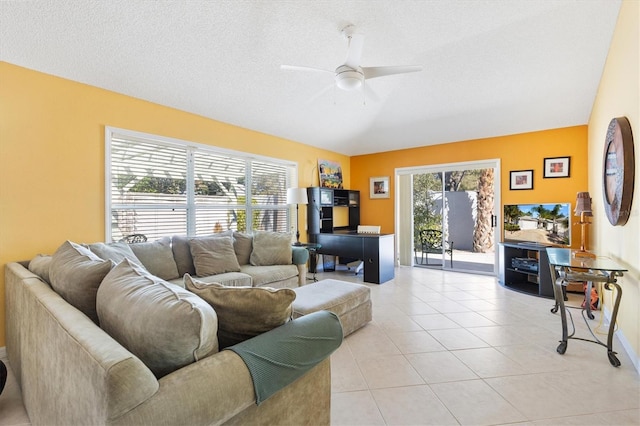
282 25 422 99
336 67 363 90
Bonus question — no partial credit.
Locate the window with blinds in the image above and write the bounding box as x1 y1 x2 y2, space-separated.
106 128 296 242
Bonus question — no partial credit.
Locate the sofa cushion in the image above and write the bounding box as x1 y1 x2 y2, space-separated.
250 231 292 266
49 241 113 324
178 272 252 287
190 235 241 276
129 237 180 281
239 265 298 287
28 254 53 284
184 274 296 348
233 232 253 265
97 260 219 378
88 241 141 265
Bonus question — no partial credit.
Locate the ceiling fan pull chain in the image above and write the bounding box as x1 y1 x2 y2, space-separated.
362 80 366 106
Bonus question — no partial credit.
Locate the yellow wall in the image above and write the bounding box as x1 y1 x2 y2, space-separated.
0 62 350 347
1 1 638 364
351 126 589 245
588 0 639 365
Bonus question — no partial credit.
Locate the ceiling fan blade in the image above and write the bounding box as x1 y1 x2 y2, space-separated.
281 64 333 74
344 33 364 69
362 65 423 79
363 82 380 103
307 83 336 104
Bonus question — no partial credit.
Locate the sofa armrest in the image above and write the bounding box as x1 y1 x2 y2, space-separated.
292 247 309 285
5 263 159 425
112 313 340 425
111 350 255 425
291 246 309 265
229 310 342 404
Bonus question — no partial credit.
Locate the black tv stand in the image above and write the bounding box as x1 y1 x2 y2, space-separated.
499 242 553 298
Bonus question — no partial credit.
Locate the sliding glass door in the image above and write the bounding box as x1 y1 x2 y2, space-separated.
397 160 500 275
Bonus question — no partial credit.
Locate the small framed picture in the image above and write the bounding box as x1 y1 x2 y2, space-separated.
544 156 570 178
510 170 533 190
370 176 390 199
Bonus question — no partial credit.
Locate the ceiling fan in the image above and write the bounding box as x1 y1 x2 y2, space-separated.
281 24 422 95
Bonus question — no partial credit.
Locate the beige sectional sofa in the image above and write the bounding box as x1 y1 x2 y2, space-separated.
4 231 342 425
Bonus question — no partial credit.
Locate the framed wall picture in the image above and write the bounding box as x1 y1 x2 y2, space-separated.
510 170 533 190
317 159 343 189
370 176 390 199
543 156 570 178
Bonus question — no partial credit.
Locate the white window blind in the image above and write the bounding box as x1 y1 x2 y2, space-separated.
106 127 296 242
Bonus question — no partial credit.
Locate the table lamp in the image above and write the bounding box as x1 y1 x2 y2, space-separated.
574 191 596 258
286 187 308 245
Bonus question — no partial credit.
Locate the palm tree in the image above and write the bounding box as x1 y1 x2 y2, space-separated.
473 168 494 253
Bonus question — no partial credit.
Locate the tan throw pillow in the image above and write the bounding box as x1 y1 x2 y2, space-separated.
49 241 113 324
129 236 180 281
190 235 241 276
88 241 141 265
97 260 219 378
184 274 296 348
249 231 293 266
233 232 253 265
171 235 196 277
172 231 234 276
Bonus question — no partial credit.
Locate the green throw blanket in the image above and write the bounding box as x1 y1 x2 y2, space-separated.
227 310 343 405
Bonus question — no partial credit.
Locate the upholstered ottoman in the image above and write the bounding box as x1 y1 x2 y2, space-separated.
292 279 372 336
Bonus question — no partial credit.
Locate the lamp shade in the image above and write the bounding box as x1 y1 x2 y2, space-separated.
574 191 593 216
286 187 308 205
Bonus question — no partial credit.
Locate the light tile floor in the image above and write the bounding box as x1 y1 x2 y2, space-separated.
326 265 639 426
1 265 638 425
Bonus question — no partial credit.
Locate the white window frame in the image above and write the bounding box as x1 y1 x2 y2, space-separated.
105 126 298 242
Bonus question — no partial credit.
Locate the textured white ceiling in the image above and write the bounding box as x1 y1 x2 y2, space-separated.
0 0 621 155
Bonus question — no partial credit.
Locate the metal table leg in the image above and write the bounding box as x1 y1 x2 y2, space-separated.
605 279 622 366
549 265 623 366
550 269 569 355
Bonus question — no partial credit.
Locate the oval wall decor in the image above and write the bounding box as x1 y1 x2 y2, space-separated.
602 117 635 226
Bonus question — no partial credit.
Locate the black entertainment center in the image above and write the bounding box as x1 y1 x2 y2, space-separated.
499 201 572 298
498 242 554 298
306 186 394 284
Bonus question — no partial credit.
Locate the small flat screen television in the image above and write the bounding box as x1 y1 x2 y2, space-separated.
319 188 333 206
503 203 571 246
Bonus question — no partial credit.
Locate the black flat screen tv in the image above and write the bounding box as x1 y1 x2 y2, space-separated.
503 203 571 247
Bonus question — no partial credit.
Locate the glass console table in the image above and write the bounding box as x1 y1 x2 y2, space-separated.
546 248 627 367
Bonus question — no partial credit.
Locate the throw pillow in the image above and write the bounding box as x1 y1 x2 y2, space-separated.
28 254 53 284
129 236 180 281
249 231 293 266
233 231 253 265
49 241 113 324
184 274 296 348
172 230 234 276
97 260 219 378
189 235 241 276
88 241 142 265
171 235 196 277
